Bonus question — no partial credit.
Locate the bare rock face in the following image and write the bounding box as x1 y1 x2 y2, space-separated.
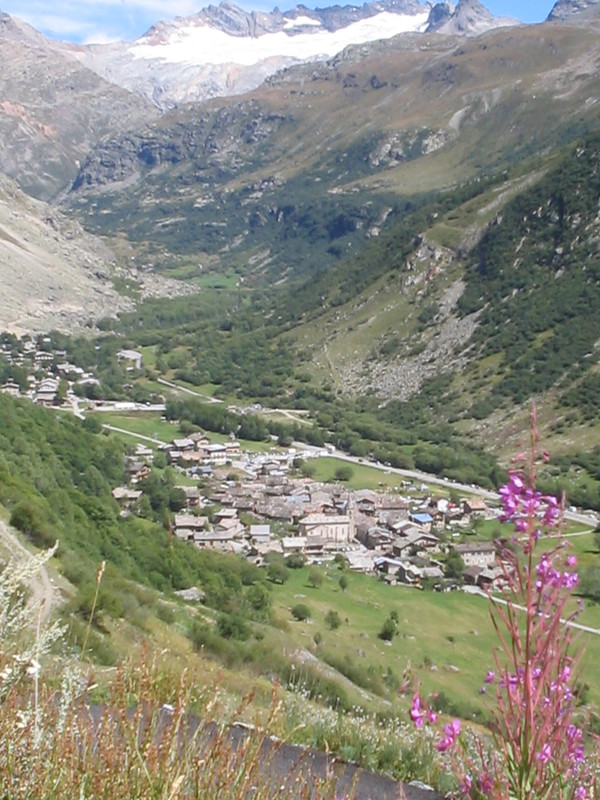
547 0 600 21
0 11 157 200
425 2 455 31
430 0 518 34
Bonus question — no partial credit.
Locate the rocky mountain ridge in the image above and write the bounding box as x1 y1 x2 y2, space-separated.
59 0 517 108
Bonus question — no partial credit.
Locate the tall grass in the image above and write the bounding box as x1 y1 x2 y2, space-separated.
0 545 351 800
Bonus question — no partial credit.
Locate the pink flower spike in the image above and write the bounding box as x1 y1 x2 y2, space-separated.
484 670 495 683
537 743 552 764
410 694 424 728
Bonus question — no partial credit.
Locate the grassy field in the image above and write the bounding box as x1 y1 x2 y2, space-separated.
266 564 600 710
98 410 284 455
98 411 178 443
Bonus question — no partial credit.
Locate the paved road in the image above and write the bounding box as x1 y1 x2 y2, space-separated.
296 444 598 528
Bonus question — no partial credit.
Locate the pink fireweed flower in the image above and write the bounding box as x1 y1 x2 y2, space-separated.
537 743 552 764
484 670 495 683
410 694 424 728
437 719 460 752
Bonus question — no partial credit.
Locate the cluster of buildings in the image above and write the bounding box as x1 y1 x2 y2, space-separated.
113 433 505 591
0 337 108 407
1 336 506 592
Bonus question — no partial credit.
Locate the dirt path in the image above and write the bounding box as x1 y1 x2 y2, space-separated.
0 518 58 624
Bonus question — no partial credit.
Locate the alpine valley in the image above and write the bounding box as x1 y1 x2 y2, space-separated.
4 0 600 462
4 1 600 795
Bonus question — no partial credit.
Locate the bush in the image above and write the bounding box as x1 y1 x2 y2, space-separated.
291 603 311 621
216 613 250 641
324 609 342 630
378 617 396 641
307 567 323 588
334 465 353 482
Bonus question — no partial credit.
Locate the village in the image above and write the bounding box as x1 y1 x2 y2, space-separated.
0 335 507 593
114 430 505 593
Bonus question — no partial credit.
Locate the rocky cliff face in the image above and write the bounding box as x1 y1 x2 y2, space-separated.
430 0 518 34
547 0 600 21
70 101 288 193
0 12 157 200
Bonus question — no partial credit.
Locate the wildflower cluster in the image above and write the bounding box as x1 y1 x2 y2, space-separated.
410 408 598 800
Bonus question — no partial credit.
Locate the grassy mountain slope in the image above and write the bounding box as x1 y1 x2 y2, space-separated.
64 23 600 282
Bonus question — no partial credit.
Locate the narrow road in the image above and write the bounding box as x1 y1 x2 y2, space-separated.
156 378 222 403
0 518 57 624
101 423 163 444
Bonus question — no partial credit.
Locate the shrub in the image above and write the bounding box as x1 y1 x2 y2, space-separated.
378 617 396 641
291 603 311 621
308 567 323 588
324 609 342 630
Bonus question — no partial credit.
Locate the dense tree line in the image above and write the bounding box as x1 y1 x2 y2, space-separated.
0 393 272 660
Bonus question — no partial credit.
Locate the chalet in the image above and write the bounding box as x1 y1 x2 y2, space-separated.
172 438 196 452
409 512 434 532
281 536 306 555
379 495 409 513
356 495 378 516
343 550 378 573
1 380 20 396
397 558 444 586
201 444 228 466
126 460 151 484
34 351 53 367
363 526 395 550
173 514 209 541
392 530 440 557
255 498 300 523
112 487 142 513
193 529 241 552
249 524 271 544
215 517 245 538
190 433 210 447
454 541 497 568
225 441 242 458
464 563 505 590
214 507 238 523
232 495 256 512
297 513 354 543
176 485 202 509
391 520 422 538
135 443 154 462
35 378 59 407
462 497 490 516
117 349 142 370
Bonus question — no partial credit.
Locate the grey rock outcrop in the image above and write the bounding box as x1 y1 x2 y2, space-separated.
547 0 600 21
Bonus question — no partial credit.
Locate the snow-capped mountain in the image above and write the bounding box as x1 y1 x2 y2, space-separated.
61 0 517 109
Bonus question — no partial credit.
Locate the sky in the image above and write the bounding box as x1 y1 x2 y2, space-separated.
2 0 558 45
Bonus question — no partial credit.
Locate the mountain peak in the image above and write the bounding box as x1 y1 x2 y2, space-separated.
547 0 600 22
429 0 519 34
